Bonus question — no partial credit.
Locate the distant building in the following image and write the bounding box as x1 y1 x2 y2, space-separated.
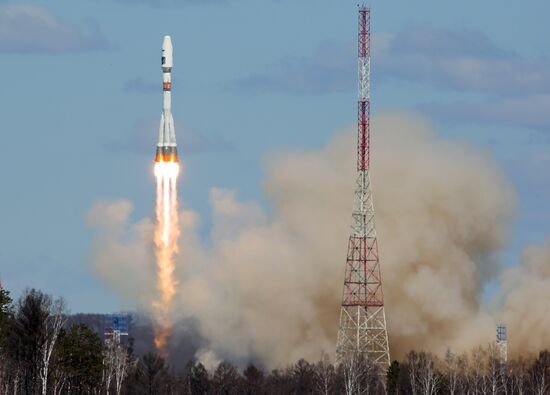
104 313 130 345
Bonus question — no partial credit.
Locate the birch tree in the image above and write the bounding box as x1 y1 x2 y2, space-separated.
39 297 66 395
340 353 377 395
485 343 505 395
417 352 440 395
314 353 335 395
509 357 528 395
531 351 550 395
445 349 459 395
407 351 420 395
113 345 130 395
103 344 116 394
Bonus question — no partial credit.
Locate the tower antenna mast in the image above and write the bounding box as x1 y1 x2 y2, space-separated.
336 5 390 371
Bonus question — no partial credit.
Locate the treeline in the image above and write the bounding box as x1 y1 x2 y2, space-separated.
0 288 131 394
1 287 550 394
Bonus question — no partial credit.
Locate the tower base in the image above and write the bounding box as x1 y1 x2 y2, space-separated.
336 305 390 370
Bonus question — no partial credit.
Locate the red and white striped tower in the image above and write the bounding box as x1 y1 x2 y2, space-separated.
336 5 390 370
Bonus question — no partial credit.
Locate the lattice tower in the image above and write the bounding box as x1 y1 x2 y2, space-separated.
496 324 508 365
335 5 390 371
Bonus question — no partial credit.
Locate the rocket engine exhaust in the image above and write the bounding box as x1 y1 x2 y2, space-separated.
152 35 180 355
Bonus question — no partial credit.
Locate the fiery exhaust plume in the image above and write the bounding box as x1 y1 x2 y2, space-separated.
153 161 180 354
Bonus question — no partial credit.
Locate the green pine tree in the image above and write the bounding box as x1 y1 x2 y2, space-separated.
387 360 400 395
58 324 104 392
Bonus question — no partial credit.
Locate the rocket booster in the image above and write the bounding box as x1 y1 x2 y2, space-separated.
155 35 178 163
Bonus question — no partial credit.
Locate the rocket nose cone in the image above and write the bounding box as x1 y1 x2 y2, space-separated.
161 35 174 68
162 35 173 50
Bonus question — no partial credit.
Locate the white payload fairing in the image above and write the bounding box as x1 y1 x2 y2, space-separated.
155 35 178 163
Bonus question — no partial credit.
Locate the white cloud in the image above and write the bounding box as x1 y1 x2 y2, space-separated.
90 0 229 7
234 41 355 95
424 94 550 130
0 5 109 53
376 28 550 95
233 26 550 130
234 27 550 102
90 0 296 7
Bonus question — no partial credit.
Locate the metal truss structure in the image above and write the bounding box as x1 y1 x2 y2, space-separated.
496 323 508 365
336 5 390 371
104 313 130 345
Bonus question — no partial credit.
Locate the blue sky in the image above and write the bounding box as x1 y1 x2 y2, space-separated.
0 0 549 312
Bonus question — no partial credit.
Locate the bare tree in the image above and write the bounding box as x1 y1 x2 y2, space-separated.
471 346 487 395
417 352 440 395
102 340 131 395
340 353 377 395
39 298 66 395
341 353 362 395
406 351 420 395
189 362 210 395
103 344 116 394
50 353 67 395
314 353 335 395
486 343 504 395
114 344 130 395
531 351 550 395
212 361 241 394
51 366 66 395
1 359 21 395
292 359 316 393
509 357 528 395
240 363 264 394
0 287 13 393
264 368 293 395
455 353 471 395
445 349 459 395
12 371 20 395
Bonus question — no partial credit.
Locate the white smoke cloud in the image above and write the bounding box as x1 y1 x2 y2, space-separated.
88 111 546 369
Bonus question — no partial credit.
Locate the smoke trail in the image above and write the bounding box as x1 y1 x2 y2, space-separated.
153 162 180 354
89 111 545 368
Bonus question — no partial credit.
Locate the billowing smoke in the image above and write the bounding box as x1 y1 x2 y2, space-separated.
89 110 549 368
88 200 157 308
499 238 550 357
372 112 514 356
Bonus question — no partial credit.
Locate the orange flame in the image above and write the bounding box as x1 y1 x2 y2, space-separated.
153 161 180 356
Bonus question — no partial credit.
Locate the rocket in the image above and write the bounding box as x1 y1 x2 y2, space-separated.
155 35 179 163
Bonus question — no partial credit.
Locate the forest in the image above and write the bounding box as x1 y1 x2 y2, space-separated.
0 287 549 395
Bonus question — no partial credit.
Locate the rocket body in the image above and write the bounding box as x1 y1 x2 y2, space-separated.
155 35 179 163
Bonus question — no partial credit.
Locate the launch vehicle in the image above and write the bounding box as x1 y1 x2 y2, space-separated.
155 36 178 163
